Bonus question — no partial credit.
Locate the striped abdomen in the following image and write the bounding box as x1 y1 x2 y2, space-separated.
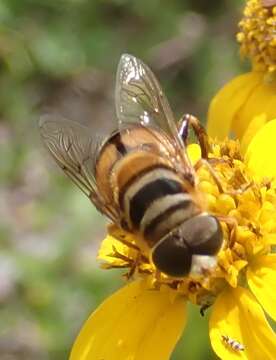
95 127 199 247
119 166 198 246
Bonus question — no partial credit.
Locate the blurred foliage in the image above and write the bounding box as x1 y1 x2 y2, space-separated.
0 0 245 359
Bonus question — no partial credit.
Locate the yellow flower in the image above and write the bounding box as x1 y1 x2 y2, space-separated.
70 120 276 360
207 0 276 151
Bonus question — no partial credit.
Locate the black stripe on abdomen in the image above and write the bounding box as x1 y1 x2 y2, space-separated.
129 178 182 227
143 200 191 239
118 164 173 210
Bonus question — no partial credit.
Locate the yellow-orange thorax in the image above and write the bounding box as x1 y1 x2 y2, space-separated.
95 126 177 204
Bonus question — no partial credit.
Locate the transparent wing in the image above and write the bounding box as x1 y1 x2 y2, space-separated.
115 53 194 178
39 114 119 222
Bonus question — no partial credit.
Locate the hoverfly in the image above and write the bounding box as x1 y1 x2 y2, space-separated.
39 54 223 277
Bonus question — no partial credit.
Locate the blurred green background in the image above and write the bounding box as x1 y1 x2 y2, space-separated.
0 1 246 359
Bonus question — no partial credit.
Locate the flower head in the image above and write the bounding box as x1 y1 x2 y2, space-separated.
237 0 276 76
208 0 276 145
70 121 276 360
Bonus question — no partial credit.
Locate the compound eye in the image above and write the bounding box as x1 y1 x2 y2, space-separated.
180 215 223 255
152 234 191 277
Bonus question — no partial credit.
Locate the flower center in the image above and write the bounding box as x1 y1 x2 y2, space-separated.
99 139 275 309
237 0 276 78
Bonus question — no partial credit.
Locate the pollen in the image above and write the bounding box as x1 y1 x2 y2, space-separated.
237 0 276 77
97 139 275 310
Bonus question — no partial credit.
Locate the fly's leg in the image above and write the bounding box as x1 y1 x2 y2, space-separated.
194 158 224 193
178 114 210 159
195 158 253 196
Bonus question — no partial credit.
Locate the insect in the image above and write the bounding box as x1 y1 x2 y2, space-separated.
39 54 223 277
221 335 245 352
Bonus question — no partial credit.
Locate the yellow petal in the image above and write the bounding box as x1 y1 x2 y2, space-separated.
264 233 276 245
240 113 267 155
70 280 187 360
245 119 276 179
234 79 276 140
207 72 262 140
97 224 140 267
209 286 276 360
247 254 276 321
97 234 129 266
